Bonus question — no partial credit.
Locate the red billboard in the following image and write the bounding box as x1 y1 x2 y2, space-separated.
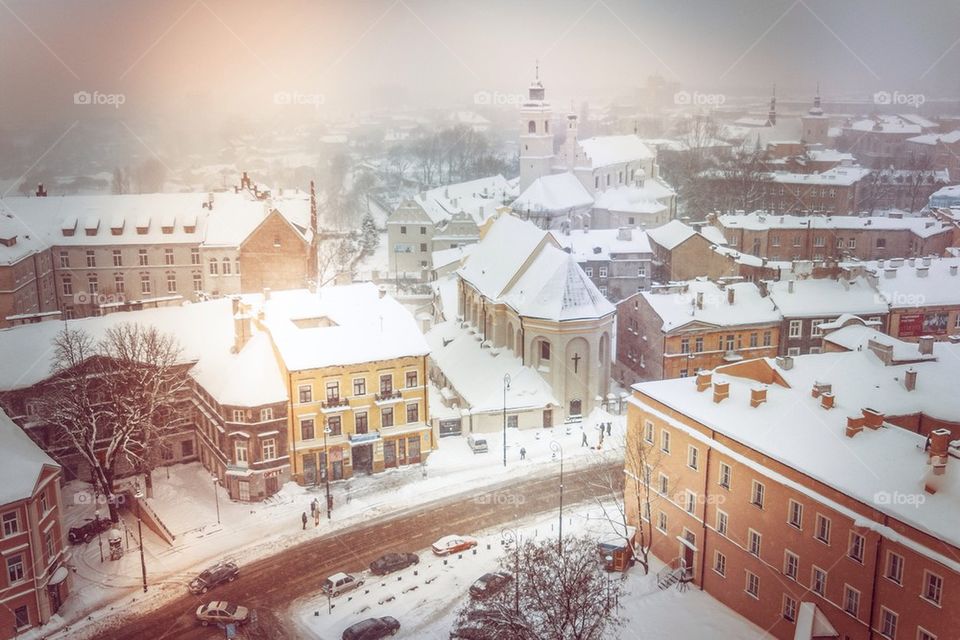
898 312 949 337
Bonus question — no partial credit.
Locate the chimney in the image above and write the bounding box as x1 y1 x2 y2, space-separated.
712 380 730 403
845 415 866 438
820 392 835 410
904 367 917 392
696 292 704 310
378 285 387 299
919 335 934 356
727 288 735 305
928 428 951 476
775 355 794 370
884 267 897 279
232 300 252 353
922 256 932 267
862 407 884 429
951 265 958 276
750 385 767 408
811 381 832 398
617 227 632 241
916 266 929 278
788 280 795 293
263 287 271 301
35 183 47 197
696 370 713 392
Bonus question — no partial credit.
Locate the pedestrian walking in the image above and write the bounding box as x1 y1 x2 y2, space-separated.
581 432 588 447
520 447 526 460
314 509 320 527
301 511 308 530
606 422 612 436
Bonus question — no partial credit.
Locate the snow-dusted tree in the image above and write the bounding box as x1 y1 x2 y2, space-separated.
314 236 356 288
36 324 188 522
360 213 380 255
452 536 623 640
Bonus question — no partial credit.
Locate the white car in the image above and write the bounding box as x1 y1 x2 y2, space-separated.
431 535 478 556
195 601 249 626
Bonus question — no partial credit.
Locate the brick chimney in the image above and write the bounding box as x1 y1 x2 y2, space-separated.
713 380 730 403
232 297 252 353
904 367 917 392
862 408 884 429
811 381 832 398
928 428 951 476
820 392 835 409
696 370 713 392
727 288 736 305
750 385 767 408
35 183 47 197
919 335 934 356
696 292 704 310
787 280 795 293
950 265 958 276
846 414 866 438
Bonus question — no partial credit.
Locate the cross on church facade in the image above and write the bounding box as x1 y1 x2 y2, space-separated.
571 352 581 373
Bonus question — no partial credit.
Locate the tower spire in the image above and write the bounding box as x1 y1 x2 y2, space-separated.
767 83 777 126
535 59 539 81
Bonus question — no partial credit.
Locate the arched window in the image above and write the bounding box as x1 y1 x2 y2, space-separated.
528 120 536 134
209 259 218 275
222 258 231 275
544 120 549 133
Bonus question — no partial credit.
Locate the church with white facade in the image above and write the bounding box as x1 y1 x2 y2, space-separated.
512 72 677 231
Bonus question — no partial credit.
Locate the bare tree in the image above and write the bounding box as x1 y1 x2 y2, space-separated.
315 236 356 288
452 536 623 640
37 324 188 522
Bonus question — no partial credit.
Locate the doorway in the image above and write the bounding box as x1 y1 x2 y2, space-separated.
542 409 553 428
569 399 582 416
353 444 374 474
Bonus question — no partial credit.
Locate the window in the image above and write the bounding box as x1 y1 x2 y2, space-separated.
749 332 758 348
751 480 765 508
836 237 844 248
262 438 276 460
192 272 202 291
638 264 646 277
788 499 803 529
166 273 177 293
848 532 865 563
917 629 937 640
325 381 339 402
298 384 313 404
222 258 231 274
745 571 759 599
381 406 394 427
62 276 73 296
405 371 418 388
684 490 696 514
87 274 98 294
59 250 69 268
191 248 200 265
771 234 781 247
44 530 54 561
114 274 125 293
788 320 802 338
922 570 943 605
713 551 726 576
598 266 607 278
379 374 393 395
694 336 703 352
138 248 148 266
716 510 728 536
656 511 667 533
400 225 407 234
164 248 174 265
38 490 47 514
585 267 593 277
762 330 771 347
879 608 897 638
85 250 96 267
13 605 27 630
687 445 699 470
260 408 273 421
2 511 19 537
811 566 827 596
680 337 690 354
355 412 368 434
643 420 654 444
782 595 797 622
847 238 856 249
112 249 122 266
718 462 731 489
209 259 218 275
810 319 825 337
6 554 23 583
843 584 860 617
406 403 419 423
814 235 824 247
419 243 427 252
235 440 248 464
232 409 245 423
140 274 151 294
539 341 551 361
748 529 761 556
327 415 341 436
353 378 366 396
419 226 426 235
784 550 799 580
814 514 831 544
876 238 886 249
885 552 904 585
658 473 669 495
787 347 801 356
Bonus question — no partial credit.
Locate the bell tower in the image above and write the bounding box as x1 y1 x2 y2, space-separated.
519 62 555 193
801 82 829 146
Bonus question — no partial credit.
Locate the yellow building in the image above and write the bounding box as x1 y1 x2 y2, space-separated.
260 285 432 483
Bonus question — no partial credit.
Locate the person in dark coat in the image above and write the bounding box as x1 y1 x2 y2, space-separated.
581 432 588 447
606 422 612 436
520 447 526 460
301 512 308 530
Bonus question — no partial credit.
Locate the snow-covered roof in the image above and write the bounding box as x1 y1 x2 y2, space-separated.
260 284 430 371
645 220 696 250
769 166 871 186
425 321 558 413
431 244 476 271
866 257 960 308
549 228 652 262
415 176 514 226
592 183 671 215
805 148 856 163
643 280 781 332
577 135 653 168
768 277 886 318
716 211 950 238
632 339 960 549
906 130 960 146
823 324 935 363
846 116 922 134
512 172 594 213
189 331 287 407
458 215 614 321
0 408 58 504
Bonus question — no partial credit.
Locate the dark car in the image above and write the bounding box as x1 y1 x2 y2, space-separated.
68 517 113 544
188 561 240 595
468 571 512 599
342 616 400 640
369 552 419 576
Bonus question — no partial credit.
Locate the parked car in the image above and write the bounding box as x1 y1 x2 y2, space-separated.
467 435 488 453
369 552 419 576
188 561 239 594
195 601 249 627
432 535 478 556
322 572 364 597
469 571 512 599
68 517 112 545
342 616 400 640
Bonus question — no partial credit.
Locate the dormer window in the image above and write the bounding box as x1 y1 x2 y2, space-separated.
61 216 77 237
0 233 15 247
136 216 150 235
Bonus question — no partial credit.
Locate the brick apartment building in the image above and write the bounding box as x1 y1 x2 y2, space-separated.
616 280 780 384
626 334 960 640
550 226 654 301
645 220 733 283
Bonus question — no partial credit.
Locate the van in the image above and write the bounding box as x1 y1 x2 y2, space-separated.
467 435 488 453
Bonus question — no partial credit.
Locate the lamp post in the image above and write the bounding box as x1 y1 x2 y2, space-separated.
323 425 333 519
212 475 220 525
501 528 521 616
134 491 147 593
549 440 563 554
502 373 511 468
604 554 613 611
95 508 104 563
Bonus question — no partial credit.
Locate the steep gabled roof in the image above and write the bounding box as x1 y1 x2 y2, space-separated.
0 409 58 505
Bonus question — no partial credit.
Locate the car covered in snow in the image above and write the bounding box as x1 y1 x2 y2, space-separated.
188 561 239 594
67 517 112 544
431 535 478 556
322 572 364 597
468 571 512 599
369 552 419 576
195 601 249 626
341 616 400 640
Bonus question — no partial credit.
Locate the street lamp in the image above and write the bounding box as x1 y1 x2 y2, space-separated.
134 491 147 593
212 475 220 525
95 508 104 563
549 440 564 554
501 528 521 616
502 373 511 468
323 425 333 519
604 554 613 611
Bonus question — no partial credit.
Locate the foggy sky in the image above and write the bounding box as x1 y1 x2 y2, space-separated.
1 0 959 127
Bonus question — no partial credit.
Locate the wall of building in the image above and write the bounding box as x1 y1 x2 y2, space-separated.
238 212 308 294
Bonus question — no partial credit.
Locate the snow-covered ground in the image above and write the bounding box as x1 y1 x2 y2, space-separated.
36 408 626 639
291 506 768 640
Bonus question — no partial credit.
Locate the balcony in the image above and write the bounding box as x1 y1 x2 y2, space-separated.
375 390 402 405
321 397 350 414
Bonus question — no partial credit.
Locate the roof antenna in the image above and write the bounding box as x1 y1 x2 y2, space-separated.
535 59 539 81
